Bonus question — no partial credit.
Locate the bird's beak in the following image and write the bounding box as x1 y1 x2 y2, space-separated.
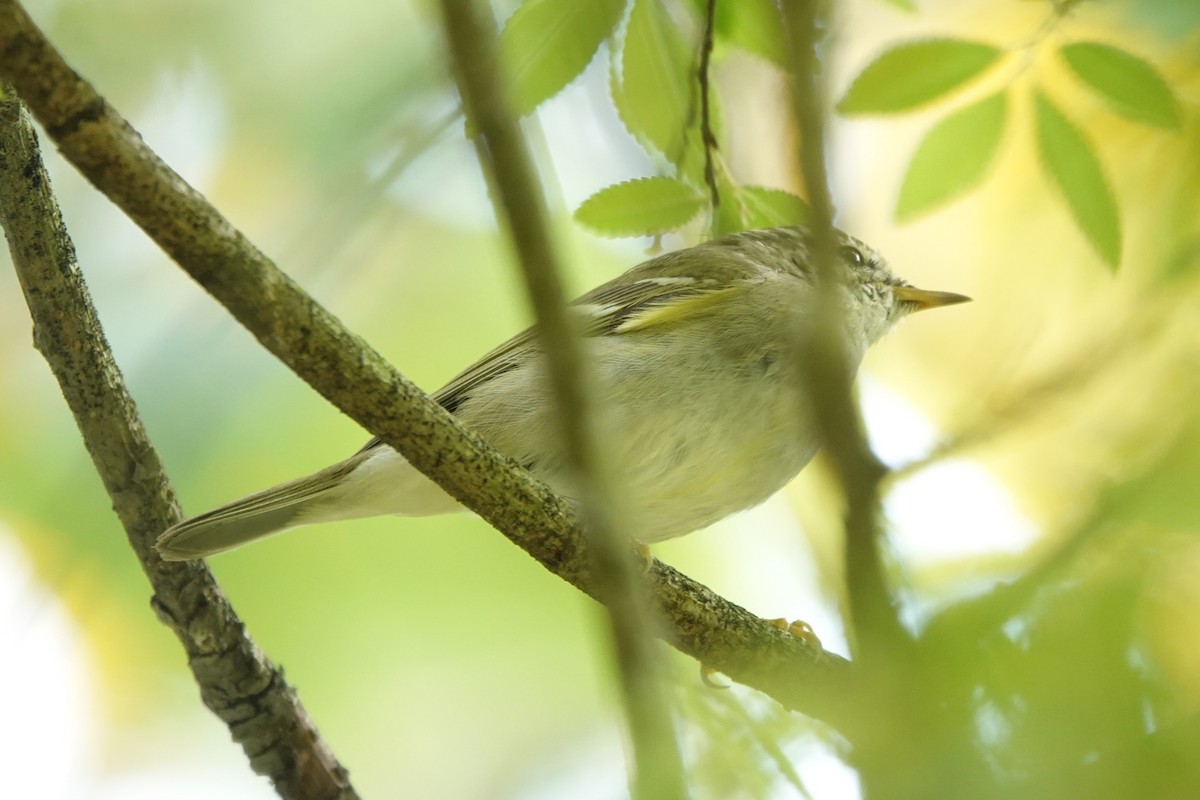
894 286 972 312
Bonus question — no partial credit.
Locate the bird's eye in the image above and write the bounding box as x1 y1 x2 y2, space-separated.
839 245 865 267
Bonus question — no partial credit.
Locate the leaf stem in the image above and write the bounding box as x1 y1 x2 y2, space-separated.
699 0 721 212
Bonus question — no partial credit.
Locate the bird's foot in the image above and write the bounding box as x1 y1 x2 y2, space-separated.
632 540 654 574
765 617 823 652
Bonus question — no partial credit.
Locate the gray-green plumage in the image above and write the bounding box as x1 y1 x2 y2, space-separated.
156 226 968 561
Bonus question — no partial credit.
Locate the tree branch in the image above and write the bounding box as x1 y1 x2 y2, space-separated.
780 4 927 794
0 0 852 725
0 90 359 800
436 2 685 797
780 0 906 657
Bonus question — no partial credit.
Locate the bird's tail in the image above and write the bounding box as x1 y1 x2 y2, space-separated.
156 460 361 561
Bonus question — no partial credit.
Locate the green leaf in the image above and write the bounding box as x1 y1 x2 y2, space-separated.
896 91 1007 221
617 0 696 164
878 0 917 10
1034 91 1121 268
714 0 786 66
575 177 705 237
737 186 811 228
500 0 626 117
1060 42 1180 129
838 39 1003 114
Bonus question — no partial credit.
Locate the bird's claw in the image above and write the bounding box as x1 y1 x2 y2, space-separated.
766 617 823 652
699 664 730 689
633 541 654 574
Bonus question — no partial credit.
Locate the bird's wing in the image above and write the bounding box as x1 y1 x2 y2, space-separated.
434 269 756 405
576 276 743 335
355 247 762 456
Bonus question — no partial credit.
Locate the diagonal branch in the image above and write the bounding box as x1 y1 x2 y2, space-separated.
0 0 852 725
0 90 359 800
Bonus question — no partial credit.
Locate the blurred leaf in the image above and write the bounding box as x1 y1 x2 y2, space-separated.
738 186 811 228
1095 410 1200 530
997 572 1148 786
838 39 1003 114
1060 42 1181 129
500 0 627 117
575 176 705 236
714 0 785 66
896 91 1007 221
617 0 697 165
1034 91 1121 268
878 0 918 10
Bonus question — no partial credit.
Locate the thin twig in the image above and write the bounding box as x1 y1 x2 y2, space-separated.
0 0 851 728
699 0 720 210
0 90 359 800
436 2 685 798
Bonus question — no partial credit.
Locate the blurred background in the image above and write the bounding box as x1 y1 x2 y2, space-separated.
1 0 1198 797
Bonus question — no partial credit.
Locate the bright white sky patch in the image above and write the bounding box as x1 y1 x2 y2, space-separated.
0 530 95 800
784 735 862 800
860 377 1040 565
886 459 1039 563
0 527 276 800
859 375 940 467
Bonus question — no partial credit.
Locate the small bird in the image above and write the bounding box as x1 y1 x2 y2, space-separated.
157 226 968 561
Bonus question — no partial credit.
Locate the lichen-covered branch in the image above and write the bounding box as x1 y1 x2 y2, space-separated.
0 0 852 725
0 90 359 800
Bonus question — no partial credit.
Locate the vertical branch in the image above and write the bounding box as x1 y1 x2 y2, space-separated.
0 90 358 800
779 1 906 656
435 2 686 799
780 3 920 794
699 0 720 210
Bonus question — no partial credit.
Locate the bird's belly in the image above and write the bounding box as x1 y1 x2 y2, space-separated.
457 330 819 542
608 389 819 542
